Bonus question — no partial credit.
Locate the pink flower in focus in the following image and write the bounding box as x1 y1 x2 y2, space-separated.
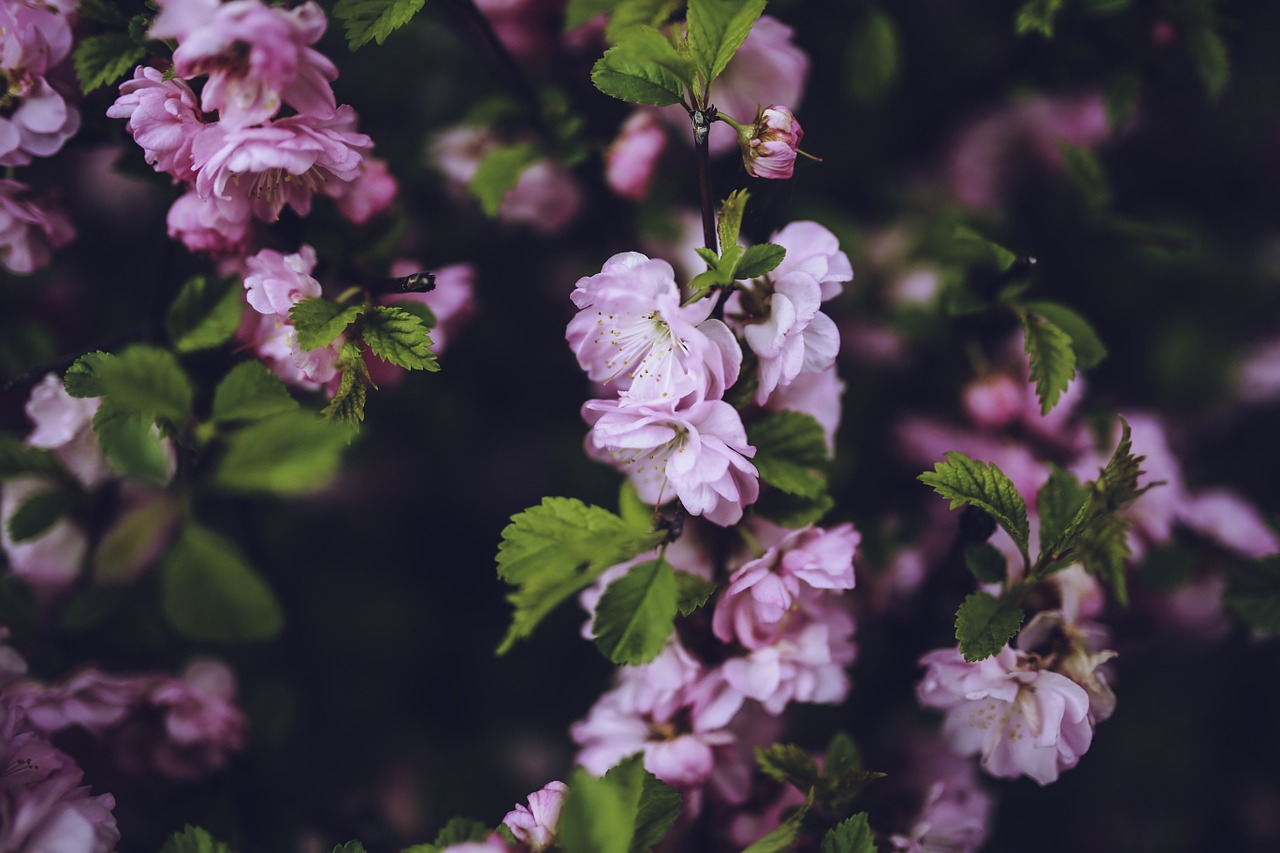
327 156 398 224
243 244 321 318
24 373 109 489
735 271 839 405
502 780 567 852
583 397 758 526
0 178 74 274
767 221 853 301
166 189 253 258
741 106 802 180
106 66 206 181
606 111 667 200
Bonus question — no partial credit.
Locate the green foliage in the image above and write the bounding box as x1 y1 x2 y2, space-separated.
7 487 72 543
591 35 686 106
362 306 439 371
742 789 814 853
675 570 716 614
847 10 899 105
215 411 349 494
686 0 766 88
565 0 616 31
964 542 1008 584
167 275 245 353
1036 464 1089 558
161 523 284 642
333 0 425 49
604 0 681 42
93 498 177 583
211 362 299 424
1056 143 1112 210
952 225 1017 273
592 558 678 664
1021 310 1077 415
757 735 884 819
331 843 368 853
0 435 64 480
1015 0 1064 36
1024 301 1107 370
1224 556 1280 631
96 345 194 424
77 0 126 25
955 591 1025 662
159 826 237 853
323 341 371 426
74 32 146 93
64 351 114 398
749 411 831 500
470 143 540 217
919 452 1030 561
92 401 171 484
1187 25 1229 100
290 299 367 352
757 743 819 789
717 189 749 252
496 498 664 653
754 490 835 529
1074 513 1130 604
558 756 681 853
735 244 787 280
821 814 878 853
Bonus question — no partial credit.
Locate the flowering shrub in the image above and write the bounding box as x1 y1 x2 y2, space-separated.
1 0 1278 851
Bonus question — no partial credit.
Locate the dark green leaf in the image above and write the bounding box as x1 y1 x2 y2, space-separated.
558 759 637 853
7 488 73 543
469 143 540 217
743 788 814 853
955 591 1025 662
95 345 194 423
211 362 299 424
734 243 786 280
290 299 366 352
93 498 177 583
686 0 766 85
675 570 716 615
1022 310 1076 415
1187 26 1229 100
1036 464 1089 561
1023 301 1107 370
629 762 682 853
159 826 237 853
363 306 439 371
1015 0 1064 37
167 275 245 353
161 524 283 642
756 743 819 789
214 412 349 494
1224 556 1280 631
953 225 1017 272
1075 513 1131 605
591 41 685 106
331 844 368 853
605 0 680 41
0 435 63 480
323 341 371 426
749 411 830 499
428 817 491 850
754 490 834 529
919 452 1030 558
820 813 877 853
847 10 899 105
593 558 678 664
77 0 126 24
824 731 862 779
964 543 1007 584
333 0 425 49
73 32 146 93
64 351 114 398
93 400 170 484
1055 143 1112 210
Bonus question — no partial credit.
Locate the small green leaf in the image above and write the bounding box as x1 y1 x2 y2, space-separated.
426 817 490 850
964 543 1007 584
754 490 834 529
734 243 786 280
290 299 366 352
559 756 658 853
7 488 73 543
161 524 283 642
593 558 678 664
167 275 245 353
1055 143 1112 209
333 0 425 49
1187 25 1229 100
717 189 748 254
215 411 349 494
93 400 170 485
629 762 682 853
211 362 299 424
73 32 146 93
919 452 1030 559
96 345 194 423
393 300 437 330
743 788 814 853
93 498 177 584
749 411 830 499
1074 513 1131 605
824 731 862 779
675 570 715 615
955 591 1025 662
611 25 694 81
1015 0 1064 37
756 743 819 790
1022 310 1077 415
363 306 439 371
159 826 237 853
686 0 767 85
64 351 114 398
1036 464 1089 561
820 813 878 853
1023 301 1107 370
1224 556 1280 631
323 341 371 426
953 225 1017 272
591 41 685 106
469 143 540 218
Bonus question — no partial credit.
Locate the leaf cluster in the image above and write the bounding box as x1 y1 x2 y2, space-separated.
558 756 682 853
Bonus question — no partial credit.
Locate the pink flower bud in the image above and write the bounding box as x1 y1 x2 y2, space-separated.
743 106 803 180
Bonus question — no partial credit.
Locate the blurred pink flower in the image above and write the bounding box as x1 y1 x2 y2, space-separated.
0 75 81 167
6 671 153 734
606 111 667 200
166 190 253 258
502 780 567 852
24 373 109 489
0 476 86 593
0 178 74 274
889 778 993 853
327 156 398 224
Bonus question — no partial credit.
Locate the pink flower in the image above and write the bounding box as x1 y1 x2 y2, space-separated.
583 397 758 526
0 0 73 76
889 778 994 853
767 221 853 301
243 244 321 318
238 311 341 390
106 66 206 181
327 156 398 224
502 780 568 852
0 75 81 166
24 373 109 489
1179 489 1279 559
498 158 582 234
384 261 475 355
742 106 802 180
6 670 153 734
0 179 74 274
567 252 740 405
606 111 667 200
963 373 1025 430
917 646 1093 785
0 476 86 593
166 190 253 258
719 605 856 714
765 366 845 454
733 271 839 404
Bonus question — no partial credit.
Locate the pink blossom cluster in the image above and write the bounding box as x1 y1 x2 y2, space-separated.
108 0 396 258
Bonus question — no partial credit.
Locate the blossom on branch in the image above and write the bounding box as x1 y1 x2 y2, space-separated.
741 106 803 180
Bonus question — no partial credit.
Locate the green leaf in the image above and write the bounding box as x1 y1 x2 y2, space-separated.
1224 556 1280 631
496 498 664 654
565 0 617 30
686 0 766 86
211 362 299 424
394 300 438 330
1023 301 1107 370
675 570 715 615
717 189 749 254
161 523 283 642
605 0 680 41
323 341 371 427
756 743 819 790
592 41 685 106
1074 513 1131 605
0 435 63 480
613 25 695 81
1187 25 1229 100
331 844 367 853
743 788 814 853
919 452 1030 559
754 490 834 529
469 143 540 217
952 225 1017 273
167 275 245 353
1036 464 1089 560
1015 0 1064 37
734 244 786 280
7 488 73 543
820 813 878 853
749 411 831 499
847 10 899 105
593 558 678 664
93 497 177 583
964 543 1007 584
362 306 439 371
290 299 367 352
127 13 152 45
629 762 682 853
93 400 171 485
77 0 127 24
559 756 681 853
1056 143 1112 210
73 32 146 93
159 825 237 853
618 481 652 531
955 591 1025 662
824 731 862 779
64 351 114 398
214 411 349 494
1022 310 1077 415
429 817 491 850
333 0 425 49
96 345 194 423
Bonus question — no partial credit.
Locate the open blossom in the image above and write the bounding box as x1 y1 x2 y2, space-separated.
735 271 839 404
243 244 321 317
107 67 205 181
584 397 758 526
166 189 253 257
889 778 993 853
326 156 398 225
0 178 74 274
567 252 740 404
606 110 667 200
502 781 567 852
0 75 81 167
742 106 803 179
917 646 1093 785
767 221 853 301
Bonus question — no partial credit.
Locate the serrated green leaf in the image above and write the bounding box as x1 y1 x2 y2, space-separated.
749 411 830 499
559 756 647 853
820 813 877 853
95 345 194 424
0 435 64 480
1015 0 1064 37
592 42 685 106
1023 301 1107 370
716 189 748 253
363 306 439 371
167 275 245 353
322 342 370 427
73 32 146 93
333 0 425 49
735 243 786 280
1224 556 1280 630
1187 25 1229 100
211 361 299 424
64 351 114 398
1036 464 1089 561
127 13 152 45
7 488 73 543
331 843 368 853
630 762 682 853
214 411 349 494
1075 513 1131 605
93 400 170 484
694 246 719 267
615 25 695 81
847 10 899 105
393 300 438 330
755 490 834 529
430 817 491 849
955 592 1025 662
93 497 177 583
290 299 366 352
161 524 283 642
1022 311 1076 415
919 452 1030 559
675 570 715 615
953 225 1017 272
593 558 678 664
756 743 819 789
743 788 814 853
159 825 237 853
825 731 861 778
964 542 1007 584
469 143 540 218
686 0 766 85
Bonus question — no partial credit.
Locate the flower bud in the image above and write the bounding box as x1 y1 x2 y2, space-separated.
742 106 803 179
